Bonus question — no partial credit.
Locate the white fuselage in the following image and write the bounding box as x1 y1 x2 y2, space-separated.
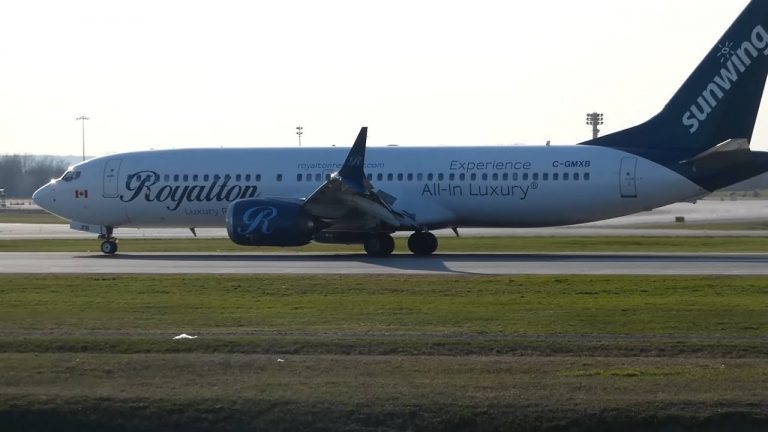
33 145 707 231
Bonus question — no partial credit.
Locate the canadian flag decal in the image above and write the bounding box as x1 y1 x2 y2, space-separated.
75 190 89 199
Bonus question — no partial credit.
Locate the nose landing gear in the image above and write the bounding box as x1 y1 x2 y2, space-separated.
98 226 118 255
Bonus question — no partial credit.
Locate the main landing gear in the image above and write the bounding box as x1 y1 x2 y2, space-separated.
363 233 395 257
408 231 438 256
99 226 118 255
363 231 438 257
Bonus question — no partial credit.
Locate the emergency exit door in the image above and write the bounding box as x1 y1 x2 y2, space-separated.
620 157 637 198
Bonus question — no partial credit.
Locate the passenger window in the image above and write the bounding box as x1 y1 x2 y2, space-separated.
388 173 393 181
174 174 180 182
236 174 242 182
277 174 283 182
407 173 413 181
563 173 570 181
533 173 539 181
574 173 580 181
553 173 559 181
584 173 591 181
470 173 476 181
297 174 303 181
503 173 509 181
377 173 384 181
183 174 189 182
427 173 434 181
193 174 199 182
459 173 466 181
315 174 321 182
482 173 488 181
417 173 423 181
523 173 529 181
164 174 170 182
397 173 404 181
245 174 251 182
492 173 498 181
204 174 210 182
449 173 455 181
367 174 373 181
256 174 261 182
543 173 549 181
214 174 221 181
512 173 518 181
438 173 444 181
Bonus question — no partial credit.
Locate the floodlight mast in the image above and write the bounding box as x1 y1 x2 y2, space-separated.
76 116 90 161
296 126 303 147
586 112 604 139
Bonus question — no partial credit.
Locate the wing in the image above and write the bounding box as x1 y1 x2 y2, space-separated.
303 127 419 231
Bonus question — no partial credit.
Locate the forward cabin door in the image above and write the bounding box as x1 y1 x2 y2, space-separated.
103 159 122 198
620 157 638 198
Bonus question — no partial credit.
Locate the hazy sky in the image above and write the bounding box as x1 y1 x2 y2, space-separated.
0 0 762 156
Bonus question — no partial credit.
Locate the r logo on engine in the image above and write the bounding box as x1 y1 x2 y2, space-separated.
238 206 278 235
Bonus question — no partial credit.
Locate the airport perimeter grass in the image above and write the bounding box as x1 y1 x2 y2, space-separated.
1 274 767 430
4 235 768 253
0 209 66 224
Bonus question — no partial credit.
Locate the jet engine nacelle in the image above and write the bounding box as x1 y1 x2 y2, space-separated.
226 198 317 246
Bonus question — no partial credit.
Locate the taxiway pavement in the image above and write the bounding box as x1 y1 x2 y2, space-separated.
2 252 768 275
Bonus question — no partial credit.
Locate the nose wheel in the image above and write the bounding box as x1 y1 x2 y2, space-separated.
98 227 118 255
100 239 118 255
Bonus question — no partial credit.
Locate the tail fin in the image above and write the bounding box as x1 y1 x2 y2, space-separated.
590 0 768 155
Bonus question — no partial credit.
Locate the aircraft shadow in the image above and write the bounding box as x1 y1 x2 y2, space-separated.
80 252 466 274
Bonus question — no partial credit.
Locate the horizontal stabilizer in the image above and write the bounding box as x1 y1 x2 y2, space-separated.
679 138 750 164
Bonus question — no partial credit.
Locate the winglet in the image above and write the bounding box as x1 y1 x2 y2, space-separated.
337 127 367 189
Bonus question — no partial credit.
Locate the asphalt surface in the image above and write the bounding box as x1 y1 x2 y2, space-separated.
2 252 768 275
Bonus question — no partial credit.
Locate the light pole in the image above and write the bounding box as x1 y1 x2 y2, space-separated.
76 116 89 161
586 112 603 139
296 126 303 147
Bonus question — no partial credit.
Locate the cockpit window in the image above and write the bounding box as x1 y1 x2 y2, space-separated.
60 170 82 182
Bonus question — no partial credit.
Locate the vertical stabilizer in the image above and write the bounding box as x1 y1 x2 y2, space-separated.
589 1 768 156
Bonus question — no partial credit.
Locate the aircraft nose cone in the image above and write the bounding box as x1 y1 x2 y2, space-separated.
32 182 55 211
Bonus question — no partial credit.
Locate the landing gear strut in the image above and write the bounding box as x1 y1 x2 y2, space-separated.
363 233 395 257
408 231 438 256
98 226 118 255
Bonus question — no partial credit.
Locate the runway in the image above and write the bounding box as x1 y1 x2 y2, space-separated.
2 252 768 275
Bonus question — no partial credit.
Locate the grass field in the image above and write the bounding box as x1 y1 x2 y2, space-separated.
0 209 66 224
1 274 767 431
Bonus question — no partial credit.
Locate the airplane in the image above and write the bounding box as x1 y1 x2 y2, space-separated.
33 0 768 257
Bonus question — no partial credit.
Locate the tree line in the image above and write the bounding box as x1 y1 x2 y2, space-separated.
0 155 69 198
